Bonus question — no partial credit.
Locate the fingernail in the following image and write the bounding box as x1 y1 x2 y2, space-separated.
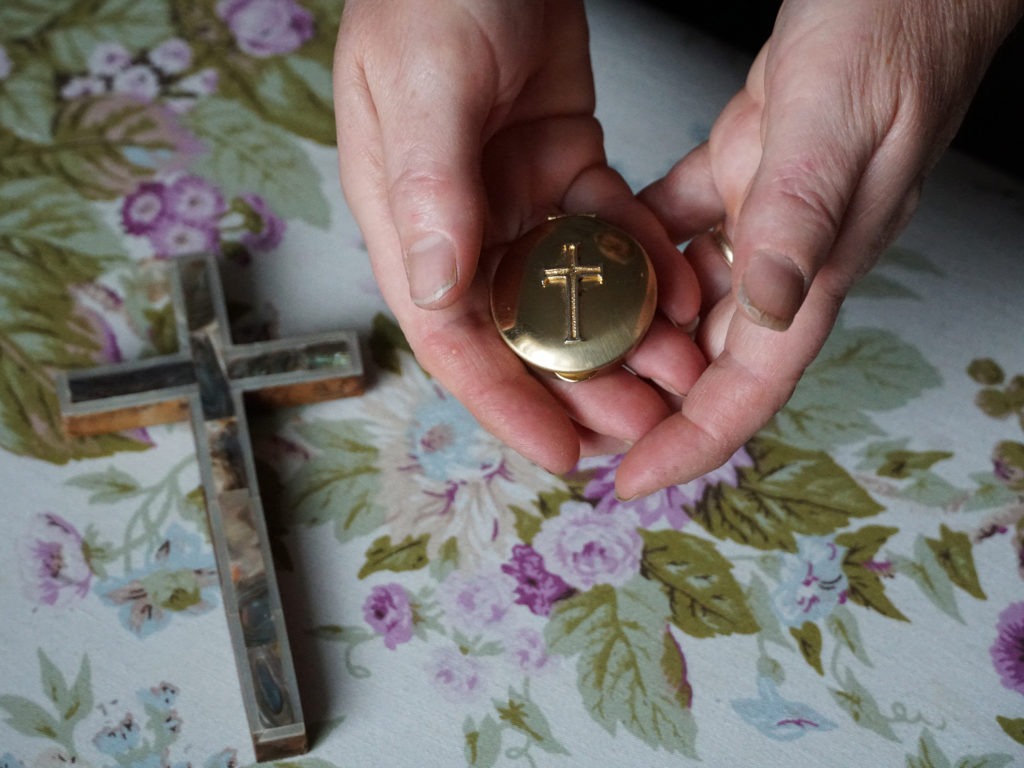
652 378 684 398
405 232 457 306
737 251 809 331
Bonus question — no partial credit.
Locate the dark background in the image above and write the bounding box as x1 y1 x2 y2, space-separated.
640 0 1024 180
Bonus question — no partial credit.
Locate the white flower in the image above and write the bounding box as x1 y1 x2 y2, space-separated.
148 38 192 75
112 64 160 101
88 41 132 76
60 75 107 100
364 357 565 568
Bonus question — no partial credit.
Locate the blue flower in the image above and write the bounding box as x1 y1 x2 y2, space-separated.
0 753 25 768
204 748 239 768
138 682 179 711
96 524 218 637
772 536 849 626
732 677 838 741
92 713 142 755
406 390 495 482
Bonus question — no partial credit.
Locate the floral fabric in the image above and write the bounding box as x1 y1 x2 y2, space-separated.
1 1 1023 767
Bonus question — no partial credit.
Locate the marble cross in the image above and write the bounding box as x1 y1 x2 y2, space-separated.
55 253 364 761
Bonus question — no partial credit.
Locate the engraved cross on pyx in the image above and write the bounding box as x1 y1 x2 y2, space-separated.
541 242 603 343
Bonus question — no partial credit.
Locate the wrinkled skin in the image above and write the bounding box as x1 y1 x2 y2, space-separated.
333 0 1023 499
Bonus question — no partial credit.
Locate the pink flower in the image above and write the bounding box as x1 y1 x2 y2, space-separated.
532 501 643 591
148 38 192 75
504 627 557 674
121 181 170 235
429 646 487 702
167 175 226 226
88 42 132 76
363 583 414 650
239 193 285 251
19 513 92 607
112 65 160 101
150 218 219 258
991 601 1024 695
216 0 315 58
500 544 572 616
439 570 515 636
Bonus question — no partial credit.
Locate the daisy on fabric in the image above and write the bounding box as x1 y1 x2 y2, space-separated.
364 360 565 567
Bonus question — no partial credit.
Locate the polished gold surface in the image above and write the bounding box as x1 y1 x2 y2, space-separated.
491 215 657 381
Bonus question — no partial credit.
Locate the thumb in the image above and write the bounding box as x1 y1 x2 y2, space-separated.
732 71 875 330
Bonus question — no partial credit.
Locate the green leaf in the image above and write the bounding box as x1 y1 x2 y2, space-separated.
369 313 412 375
967 359 1005 386
640 529 758 638
284 419 381 542
925 525 985 600
766 322 941 450
510 505 543 546
745 573 789 649
848 272 920 300
0 0 77 39
545 578 699 757
65 654 92 726
0 58 57 142
996 716 1024 746
0 695 61 740
789 622 824 676
464 714 502 768
494 688 570 755
901 471 968 509
881 246 943 276
907 729 953 768
829 666 898 741
834 526 908 622
66 466 140 504
0 177 146 463
893 536 962 623
358 534 429 579
45 0 171 70
182 97 330 228
252 55 335 144
37 650 70 715
0 96 187 199
693 437 884 551
963 472 1019 511
825 605 872 667
428 536 459 581
953 757 1014 768
876 449 954 479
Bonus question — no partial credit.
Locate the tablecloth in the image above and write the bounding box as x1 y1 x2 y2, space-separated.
1 1 1023 766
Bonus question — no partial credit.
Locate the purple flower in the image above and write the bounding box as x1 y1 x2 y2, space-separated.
772 537 848 626
148 38 192 75
991 601 1024 695
112 64 161 101
429 646 487 702
581 446 753 527
167 175 226 226
439 570 515 636
19 513 92 607
532 501 643 591
363 583 414 649
501 544 572 616
216 0 315 58
239 193 285 251
150 218 219 258
504 627 557 674
0 45 12 81
60 75 107 100
122 182 170 235
88 42 132 76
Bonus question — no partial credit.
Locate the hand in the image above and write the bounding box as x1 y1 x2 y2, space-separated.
616 0 1024 498
334 0 705 473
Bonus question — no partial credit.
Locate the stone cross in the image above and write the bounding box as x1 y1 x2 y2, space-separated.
55 253 364 761
541 242 604 343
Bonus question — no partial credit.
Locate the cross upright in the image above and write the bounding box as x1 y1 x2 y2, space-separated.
55 253 364 762
541 242 604 343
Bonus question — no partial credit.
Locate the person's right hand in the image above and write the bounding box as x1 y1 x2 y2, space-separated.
333 0 705 473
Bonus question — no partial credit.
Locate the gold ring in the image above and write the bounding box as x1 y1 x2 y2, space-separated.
711 223 734 267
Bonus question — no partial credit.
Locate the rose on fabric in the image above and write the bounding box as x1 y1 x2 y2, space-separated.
363 583 414 649
500 544 572 616
216 0 315 58
19 513 92 607
532 501 643 591
504 627 557 675
439 570 515 636
429 646 487 702
771 537 849 626
991 601 1024 695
